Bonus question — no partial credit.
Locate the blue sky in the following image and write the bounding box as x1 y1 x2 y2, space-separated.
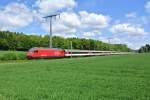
0 0 150 49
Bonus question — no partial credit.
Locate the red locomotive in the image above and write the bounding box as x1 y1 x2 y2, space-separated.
27 47 65 59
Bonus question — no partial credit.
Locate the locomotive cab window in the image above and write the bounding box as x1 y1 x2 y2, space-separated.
33 50 38 53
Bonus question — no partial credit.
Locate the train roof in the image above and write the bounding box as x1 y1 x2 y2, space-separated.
29 47 64 51
65 49 118 53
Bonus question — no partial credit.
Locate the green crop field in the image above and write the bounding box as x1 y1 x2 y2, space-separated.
0 54 149 100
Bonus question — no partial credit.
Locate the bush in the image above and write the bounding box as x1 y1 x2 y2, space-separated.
0 53 17 60
17 53 27 60
0 52 26 61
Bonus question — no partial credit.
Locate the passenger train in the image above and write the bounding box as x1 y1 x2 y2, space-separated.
27 47 129 59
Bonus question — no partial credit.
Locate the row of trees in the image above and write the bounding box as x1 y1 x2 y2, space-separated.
139 44 150 53
0 31 130 52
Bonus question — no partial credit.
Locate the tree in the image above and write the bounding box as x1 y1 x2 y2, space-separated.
139 44 150 53
0 31 130 52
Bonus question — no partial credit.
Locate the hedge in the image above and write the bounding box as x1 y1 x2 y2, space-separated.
0 52 26 61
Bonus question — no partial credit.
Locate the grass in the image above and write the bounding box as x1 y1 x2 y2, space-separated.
0 54 149 100
0 51 26 61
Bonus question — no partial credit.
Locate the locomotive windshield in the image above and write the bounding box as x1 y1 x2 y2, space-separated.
29 48 39 53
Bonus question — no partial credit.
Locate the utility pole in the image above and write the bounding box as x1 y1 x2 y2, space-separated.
108 37 113 51
43 14 60 48
108 37 113 44
70 41 73 58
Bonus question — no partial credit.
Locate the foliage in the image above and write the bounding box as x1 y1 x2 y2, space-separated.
0 31 130 52
139 44 150 53
0 53 18 60
0 54 149 99
17 53 27 60
0 51 26 60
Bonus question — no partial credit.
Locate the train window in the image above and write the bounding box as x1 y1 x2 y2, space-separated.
33 50 38 53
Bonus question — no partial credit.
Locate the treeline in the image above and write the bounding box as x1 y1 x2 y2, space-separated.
139 44 150 53
0 31 130 52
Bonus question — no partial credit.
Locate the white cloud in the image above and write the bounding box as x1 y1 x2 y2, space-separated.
110 38 121 44
145 1 150 13
141 16 150 24
98 37 122 44
34 0 111 36
98 37 109 43
83 32 96 37
0 3 34 30
104 34 150 50
125 12 137 18
35 0 76 15
124 41 148 50
82 31 101 39
98 36 149 50
41 11 111 37
41 12 81 34
55 33 77 38
110 23 148 36
79 11 111 29
58 12 81 29
40 11 109 40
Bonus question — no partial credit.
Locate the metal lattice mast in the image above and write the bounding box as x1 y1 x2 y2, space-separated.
43 14 60 48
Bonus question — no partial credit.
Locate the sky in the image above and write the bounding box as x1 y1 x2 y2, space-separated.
0 0 150 50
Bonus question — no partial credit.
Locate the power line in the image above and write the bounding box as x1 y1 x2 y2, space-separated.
43 13 60 48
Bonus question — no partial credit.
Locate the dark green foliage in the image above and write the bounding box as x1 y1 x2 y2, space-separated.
0 54 149 100
139 44 150 53
0 31 130 51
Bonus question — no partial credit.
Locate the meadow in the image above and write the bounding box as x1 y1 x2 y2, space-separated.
0 53 149 100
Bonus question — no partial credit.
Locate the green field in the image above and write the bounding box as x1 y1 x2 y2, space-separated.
0 54 149 100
